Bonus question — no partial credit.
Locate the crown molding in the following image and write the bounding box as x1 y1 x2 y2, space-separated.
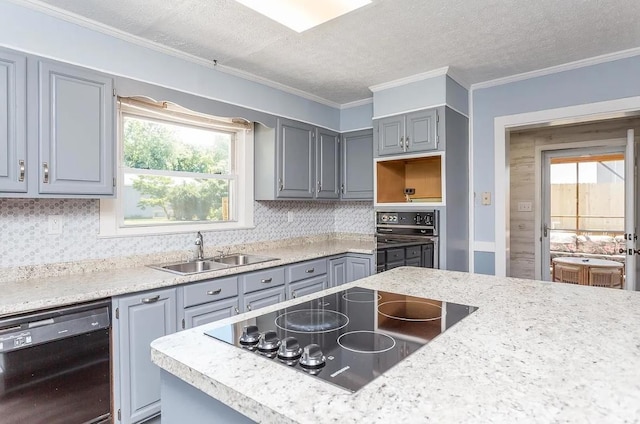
368 66 450 92
471 45 640 91
9 0 344 109
339 97 373 109
444 67 470 89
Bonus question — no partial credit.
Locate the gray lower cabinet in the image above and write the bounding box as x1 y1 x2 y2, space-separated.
341 129 373 199
375 108 439 156
288 274 328 299
329 254 373 287
37 59 115 195
243 286 286 312
183 297 240 329
0 48 27 193
113 288 177 424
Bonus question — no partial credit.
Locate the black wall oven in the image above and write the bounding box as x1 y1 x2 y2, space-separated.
375 210 439 273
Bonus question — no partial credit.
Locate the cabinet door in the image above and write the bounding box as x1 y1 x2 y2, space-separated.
405 257 421 267
183 297 239 330
422 243 435 268
346 256 372 282
315 128 340 199
329 257 348 288
115 288 177 424
243 286 286 313
341 129 373 199
277 118 314 198
38 60 114 195
405 109 437 152
376 115 404 156
288 275 327 299
0 49 27 193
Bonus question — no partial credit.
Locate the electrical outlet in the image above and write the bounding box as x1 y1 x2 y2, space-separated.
517 201 533 212
481 192 491 205
287 211 294 223
48 215 63 235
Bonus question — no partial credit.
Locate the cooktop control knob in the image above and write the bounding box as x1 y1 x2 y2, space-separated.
239 325 260 349
299 344 326 371
257 330 281 357
277 337 302 364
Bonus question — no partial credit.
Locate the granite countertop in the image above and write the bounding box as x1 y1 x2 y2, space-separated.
151 267 640 424
0 239 374 317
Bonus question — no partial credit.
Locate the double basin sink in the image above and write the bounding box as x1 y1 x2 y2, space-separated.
150 253 277 275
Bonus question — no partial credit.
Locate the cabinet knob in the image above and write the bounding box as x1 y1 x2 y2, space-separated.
18 160 25 182
42 162 49 183
247 304 252 311
234 307 240 314
292 291 297 298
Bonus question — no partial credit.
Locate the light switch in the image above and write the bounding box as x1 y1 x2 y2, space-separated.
517 201 533 212
481 192 491 205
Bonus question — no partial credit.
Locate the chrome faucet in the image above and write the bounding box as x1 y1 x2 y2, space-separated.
194 231 204 260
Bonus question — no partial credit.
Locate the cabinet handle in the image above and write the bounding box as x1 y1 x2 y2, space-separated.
405 136 410 148
207 289 222 296
317 181 321 192
141 295 160 304
292 291 297 298
261 278 272 283
247 304 252 311
42 162 49 183
305 268 315 273
234 307 240 314
18 160 25 182
278 178 283 192
341 184 344 194
400 136 405 150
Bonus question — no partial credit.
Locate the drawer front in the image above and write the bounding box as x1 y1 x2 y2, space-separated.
182 276 239 308
386 248 405 262
241 267 285 294
405 245 421 259
287 259 328 283
405 257 421 267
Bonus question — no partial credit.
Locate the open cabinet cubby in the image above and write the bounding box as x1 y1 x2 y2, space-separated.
376 153 443 205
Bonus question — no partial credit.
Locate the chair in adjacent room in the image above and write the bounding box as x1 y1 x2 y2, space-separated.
553 264 582 285
588 267 624 289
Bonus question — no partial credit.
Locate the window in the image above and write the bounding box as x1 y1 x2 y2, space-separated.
100 97 254 236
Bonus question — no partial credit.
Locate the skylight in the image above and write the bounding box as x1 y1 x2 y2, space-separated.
235 0 371 33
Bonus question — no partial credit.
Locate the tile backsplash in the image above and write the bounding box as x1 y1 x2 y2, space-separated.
0 198 374 268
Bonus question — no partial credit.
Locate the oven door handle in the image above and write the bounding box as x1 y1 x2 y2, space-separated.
377 228 393 232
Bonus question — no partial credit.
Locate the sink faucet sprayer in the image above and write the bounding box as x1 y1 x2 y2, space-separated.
194 231 204 260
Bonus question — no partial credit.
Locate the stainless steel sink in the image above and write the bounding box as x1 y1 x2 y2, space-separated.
213 253 276 266
149 254 277 275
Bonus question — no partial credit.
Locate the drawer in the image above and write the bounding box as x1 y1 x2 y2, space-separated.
182 276 238 308
386 261 404 270
385 248 405 262
405 257 421 267
241 267 285 294
287 259 327 283
405 245 421 259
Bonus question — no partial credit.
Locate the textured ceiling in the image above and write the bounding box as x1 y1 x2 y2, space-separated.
27 0 640 105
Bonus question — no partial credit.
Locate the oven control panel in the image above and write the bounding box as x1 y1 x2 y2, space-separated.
376 211 436 227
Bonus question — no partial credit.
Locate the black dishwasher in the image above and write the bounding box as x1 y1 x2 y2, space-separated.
0 299 111 424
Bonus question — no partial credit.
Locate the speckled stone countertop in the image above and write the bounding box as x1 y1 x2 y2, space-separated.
0 239 374 317
151 267 640 424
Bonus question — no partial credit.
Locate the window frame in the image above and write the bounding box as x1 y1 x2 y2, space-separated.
99 99 254 237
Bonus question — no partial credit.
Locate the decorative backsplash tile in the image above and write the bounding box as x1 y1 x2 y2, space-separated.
0 198 373 268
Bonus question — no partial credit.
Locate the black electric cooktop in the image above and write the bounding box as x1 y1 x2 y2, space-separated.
205 287 477 392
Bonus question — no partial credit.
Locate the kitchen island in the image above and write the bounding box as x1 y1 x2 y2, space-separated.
151 267 640 423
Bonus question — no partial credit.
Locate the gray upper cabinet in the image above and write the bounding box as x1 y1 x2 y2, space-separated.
341 129 373 199
315 127 340 199
113 288 177 424
277 118 314 198
38 60 115 195
375 108 439 156
0 48 27 193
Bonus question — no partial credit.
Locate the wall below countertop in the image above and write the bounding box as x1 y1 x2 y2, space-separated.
0 199 374 268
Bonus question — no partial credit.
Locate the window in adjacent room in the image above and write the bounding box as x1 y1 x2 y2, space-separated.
100 97 254 236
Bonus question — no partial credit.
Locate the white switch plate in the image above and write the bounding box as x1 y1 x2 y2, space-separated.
48 215 63 235
481 192 491 205
287 211 294 223
517 201 533 212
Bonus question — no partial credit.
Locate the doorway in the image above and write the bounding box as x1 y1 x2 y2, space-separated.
540 147 626 283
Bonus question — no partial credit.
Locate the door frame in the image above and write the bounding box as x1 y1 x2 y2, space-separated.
493 95 640 277
535 141 627 280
